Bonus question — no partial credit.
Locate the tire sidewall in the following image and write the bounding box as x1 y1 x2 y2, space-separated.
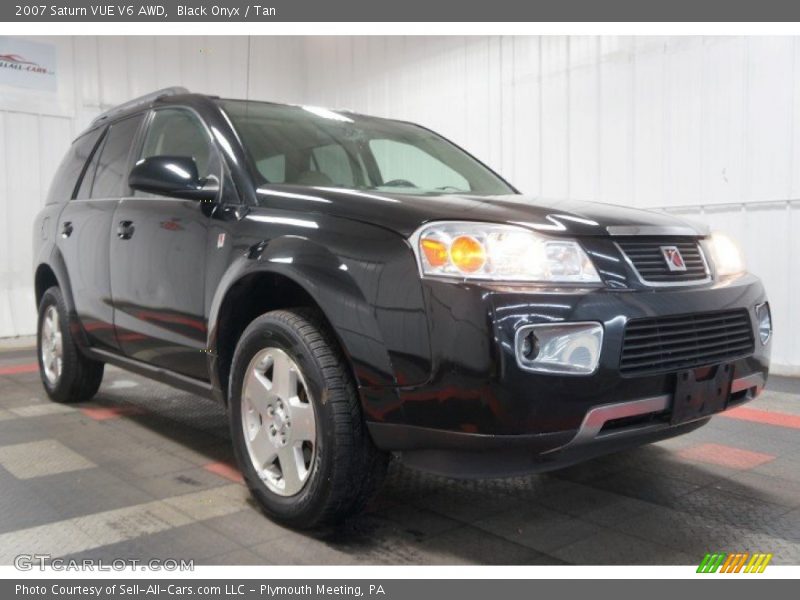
229 314 337 524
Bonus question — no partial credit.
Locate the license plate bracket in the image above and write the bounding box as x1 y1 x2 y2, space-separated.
671 364 734 425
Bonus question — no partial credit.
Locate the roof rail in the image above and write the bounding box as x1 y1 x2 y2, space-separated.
90 87 190 127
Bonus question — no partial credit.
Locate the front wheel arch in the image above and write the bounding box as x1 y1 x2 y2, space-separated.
210 269 364 407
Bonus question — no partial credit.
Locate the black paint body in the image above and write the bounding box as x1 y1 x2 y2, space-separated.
33 92 771 477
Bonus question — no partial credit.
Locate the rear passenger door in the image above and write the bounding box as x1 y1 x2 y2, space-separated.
56 114 145 351
110 108 219 380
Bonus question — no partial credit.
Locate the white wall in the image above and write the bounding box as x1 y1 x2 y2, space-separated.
2 35 798 374
299 36 800 375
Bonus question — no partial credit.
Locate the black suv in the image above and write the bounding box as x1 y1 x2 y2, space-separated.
34 88 771 527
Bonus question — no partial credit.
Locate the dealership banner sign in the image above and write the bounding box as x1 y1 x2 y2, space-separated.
0 37 56 91
3 0 800 21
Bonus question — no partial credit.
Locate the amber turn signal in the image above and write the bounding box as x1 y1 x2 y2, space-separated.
421 238 448 267
449 235 486 273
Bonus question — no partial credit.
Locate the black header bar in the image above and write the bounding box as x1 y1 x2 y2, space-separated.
4 0 800 22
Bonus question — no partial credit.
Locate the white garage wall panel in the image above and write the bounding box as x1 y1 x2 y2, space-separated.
300 36 800 375
1 35 799 374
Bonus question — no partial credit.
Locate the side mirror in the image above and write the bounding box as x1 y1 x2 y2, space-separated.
128 155 217 201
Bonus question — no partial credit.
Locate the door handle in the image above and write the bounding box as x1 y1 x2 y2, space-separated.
117 220 135 240
61 221 73 239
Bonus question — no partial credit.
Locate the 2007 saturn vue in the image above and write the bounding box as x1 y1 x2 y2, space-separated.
33 88 771 527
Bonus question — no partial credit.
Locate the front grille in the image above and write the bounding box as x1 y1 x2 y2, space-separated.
620 309 754 376
616 238 709 284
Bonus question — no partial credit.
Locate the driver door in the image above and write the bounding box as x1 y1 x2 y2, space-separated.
110 108 220 380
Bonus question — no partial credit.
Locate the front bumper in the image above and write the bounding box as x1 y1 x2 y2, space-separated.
365 271 770 474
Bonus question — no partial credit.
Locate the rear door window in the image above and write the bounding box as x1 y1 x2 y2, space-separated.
90 114 145 199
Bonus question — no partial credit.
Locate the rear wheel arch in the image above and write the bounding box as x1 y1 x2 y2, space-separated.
34 263 59 306
35 248 79 316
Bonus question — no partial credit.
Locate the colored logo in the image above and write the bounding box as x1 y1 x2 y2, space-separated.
0 53 52 75
697 552 773 573
660 245 687 272
0 54 36 65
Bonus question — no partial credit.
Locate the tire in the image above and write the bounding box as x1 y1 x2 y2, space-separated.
37 286 104 403
229 308 388 528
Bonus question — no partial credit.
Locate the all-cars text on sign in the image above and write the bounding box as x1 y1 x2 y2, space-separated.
0 37 56 91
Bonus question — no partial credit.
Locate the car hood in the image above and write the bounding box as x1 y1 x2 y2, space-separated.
254 185 708 238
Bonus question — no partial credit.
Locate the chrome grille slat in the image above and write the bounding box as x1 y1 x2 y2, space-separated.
616 237 710 285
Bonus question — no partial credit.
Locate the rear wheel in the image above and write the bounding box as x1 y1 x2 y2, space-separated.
37 286 104 403
229 308 388 528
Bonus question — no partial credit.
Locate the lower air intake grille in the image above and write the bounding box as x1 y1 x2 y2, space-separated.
620 309 754 376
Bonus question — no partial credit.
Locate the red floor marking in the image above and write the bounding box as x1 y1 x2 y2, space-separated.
677 443 776 470
720 406 800 430
80 405 146 421
0 363 39 375
204 462 244 484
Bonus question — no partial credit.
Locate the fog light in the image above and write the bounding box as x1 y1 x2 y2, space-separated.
514 322 603 375
755 302 772 345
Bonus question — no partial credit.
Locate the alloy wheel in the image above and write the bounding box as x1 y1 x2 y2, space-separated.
40 305 63 386
241 347 317 496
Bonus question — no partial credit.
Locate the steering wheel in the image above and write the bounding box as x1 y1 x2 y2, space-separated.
382 179 417 188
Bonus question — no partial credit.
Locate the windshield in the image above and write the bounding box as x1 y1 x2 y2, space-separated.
220 100 516 197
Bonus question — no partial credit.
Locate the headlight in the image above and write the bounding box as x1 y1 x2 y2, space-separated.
707 231 746 277
411 221 601 283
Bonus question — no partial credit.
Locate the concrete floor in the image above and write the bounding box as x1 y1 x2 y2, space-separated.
1 343 799 566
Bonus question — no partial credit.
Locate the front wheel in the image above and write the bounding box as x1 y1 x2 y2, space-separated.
37 286 104 403
229 308 387 528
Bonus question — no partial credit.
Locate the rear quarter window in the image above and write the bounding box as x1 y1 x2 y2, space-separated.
44 128 104 204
